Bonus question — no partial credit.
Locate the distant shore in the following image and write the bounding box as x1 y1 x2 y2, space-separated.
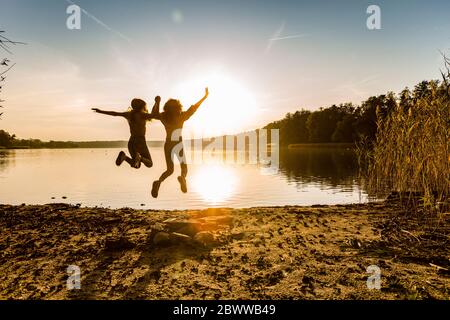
0 202 448 300
288 143 356 149
0 141 164 150
1 142 357 150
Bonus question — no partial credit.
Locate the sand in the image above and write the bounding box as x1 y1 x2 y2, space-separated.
0 202 449 300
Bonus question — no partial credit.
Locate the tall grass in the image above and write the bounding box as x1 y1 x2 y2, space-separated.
360 81 450 213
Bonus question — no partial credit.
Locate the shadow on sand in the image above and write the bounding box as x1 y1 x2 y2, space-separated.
67 227 223 299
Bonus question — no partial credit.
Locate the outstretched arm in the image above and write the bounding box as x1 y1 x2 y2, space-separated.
183 87 209 120
92 108 128 117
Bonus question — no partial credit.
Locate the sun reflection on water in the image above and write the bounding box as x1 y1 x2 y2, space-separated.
191 164 237 204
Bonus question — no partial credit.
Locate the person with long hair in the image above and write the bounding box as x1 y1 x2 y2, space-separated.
151 88 208 197
92 96 160 169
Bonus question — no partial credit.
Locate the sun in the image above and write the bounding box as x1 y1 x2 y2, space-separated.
175 72 257 137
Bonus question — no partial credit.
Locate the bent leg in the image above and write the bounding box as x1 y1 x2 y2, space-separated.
179 148 188 178
158 142 175 182
158 164 174 182
152 141 176 198
124 156 134 166
127 137 139 168
138 138 153 168
177 147 188 193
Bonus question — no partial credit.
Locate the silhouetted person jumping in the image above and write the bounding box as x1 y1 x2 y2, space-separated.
92 96 160 169
151 88 209 197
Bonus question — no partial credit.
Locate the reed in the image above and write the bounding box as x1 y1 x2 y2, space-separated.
360 78 450 214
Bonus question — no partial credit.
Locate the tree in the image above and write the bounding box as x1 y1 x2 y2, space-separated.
264 109 311 145
0 129 15 147
306 104 352 143
332 114 357 142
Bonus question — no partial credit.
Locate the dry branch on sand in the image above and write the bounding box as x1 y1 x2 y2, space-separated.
0 30 25 118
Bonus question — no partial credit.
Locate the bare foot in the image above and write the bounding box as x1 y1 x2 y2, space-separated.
115 151 126 166
151 180 161 198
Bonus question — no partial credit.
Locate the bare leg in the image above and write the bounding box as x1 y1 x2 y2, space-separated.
158 158 174 182
180 163 188 178
124 156 134 167
127 137 142 168
136 137 153 168
141 156 153 168
178 149 188 193
151 142 174 198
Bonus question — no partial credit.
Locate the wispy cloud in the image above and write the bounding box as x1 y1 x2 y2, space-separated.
358 74 380 85
64 0 132 43
331 75 380 101
266 22 308 52
269 34 308 41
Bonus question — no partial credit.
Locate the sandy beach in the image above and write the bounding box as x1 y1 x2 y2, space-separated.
0 202 449 300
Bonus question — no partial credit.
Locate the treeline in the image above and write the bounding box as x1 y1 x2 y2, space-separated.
0 131 81 148
0 132 163 149
264 79 447 146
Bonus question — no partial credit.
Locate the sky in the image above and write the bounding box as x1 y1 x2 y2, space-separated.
0 0 449 141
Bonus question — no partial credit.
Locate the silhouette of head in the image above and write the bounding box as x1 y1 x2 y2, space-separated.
164 99 183 115
131 98 147 112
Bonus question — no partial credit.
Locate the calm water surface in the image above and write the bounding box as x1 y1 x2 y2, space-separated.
0 147 368 209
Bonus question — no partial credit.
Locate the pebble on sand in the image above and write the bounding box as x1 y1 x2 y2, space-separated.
152 232 171 246
194 231 215 246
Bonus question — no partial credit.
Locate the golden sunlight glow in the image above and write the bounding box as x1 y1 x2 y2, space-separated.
175 72 258 137
191 165 237 204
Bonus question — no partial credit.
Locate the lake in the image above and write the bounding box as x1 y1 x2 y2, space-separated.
0 147 369 209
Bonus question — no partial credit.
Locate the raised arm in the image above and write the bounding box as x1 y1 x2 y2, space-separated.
146 96 161 120
92 108 128 117
183 87 209 121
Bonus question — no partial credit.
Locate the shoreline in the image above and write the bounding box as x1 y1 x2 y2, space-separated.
1 202 448 300
288 143 356 149
1 142 355 150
